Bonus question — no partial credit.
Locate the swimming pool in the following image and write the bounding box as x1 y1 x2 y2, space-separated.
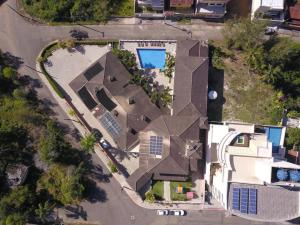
264 127 282 153
137 49 166 69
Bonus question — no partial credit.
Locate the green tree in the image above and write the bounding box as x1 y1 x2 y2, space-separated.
223 18 267 51
160 87 172 107
38 164 85 205
150 89 160 106
39 120 71 164
80 133 96 152
112 49 137 72
0 97 40 126
12 88 27 99
286 128 300 150
0 121 28 175
35 201 54 224
0 186 34 225
2 67 16 80
5 213 26 225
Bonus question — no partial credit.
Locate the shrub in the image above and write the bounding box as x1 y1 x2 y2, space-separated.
108 161 118 173
145 191 155 203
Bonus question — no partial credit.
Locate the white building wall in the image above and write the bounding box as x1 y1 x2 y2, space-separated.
255 159 273 183
212 167 229 209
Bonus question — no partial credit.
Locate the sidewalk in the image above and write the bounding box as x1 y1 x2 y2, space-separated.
36 51 224 212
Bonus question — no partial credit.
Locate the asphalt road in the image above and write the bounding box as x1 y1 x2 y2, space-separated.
0 1 294 225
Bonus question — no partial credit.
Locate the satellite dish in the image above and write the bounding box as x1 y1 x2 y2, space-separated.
208 90 218 100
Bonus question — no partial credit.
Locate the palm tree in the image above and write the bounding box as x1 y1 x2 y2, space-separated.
35 201 54 224
80 134 96 153
160 87 172 107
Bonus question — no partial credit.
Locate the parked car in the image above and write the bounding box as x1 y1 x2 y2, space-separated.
157 210 169 216
91 128 103 142
99 138 110 149
169 210 185 216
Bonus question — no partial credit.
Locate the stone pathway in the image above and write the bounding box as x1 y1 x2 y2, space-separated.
164 181 171 201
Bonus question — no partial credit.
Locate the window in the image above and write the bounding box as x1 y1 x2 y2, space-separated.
237 136 245 144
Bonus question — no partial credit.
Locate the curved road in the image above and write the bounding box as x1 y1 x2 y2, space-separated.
0 1 288 225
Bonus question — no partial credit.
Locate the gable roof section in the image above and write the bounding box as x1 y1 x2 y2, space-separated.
173 40 209 117
69 52 161 150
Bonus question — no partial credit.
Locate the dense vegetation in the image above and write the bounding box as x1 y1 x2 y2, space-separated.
211 17 300 150
0 50 90 224
22 0 134 23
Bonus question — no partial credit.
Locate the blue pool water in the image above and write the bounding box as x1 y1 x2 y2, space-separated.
137 49 166 69
264 127 282 153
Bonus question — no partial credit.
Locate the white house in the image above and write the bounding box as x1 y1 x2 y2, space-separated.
251 0 285 22
205 121 300 222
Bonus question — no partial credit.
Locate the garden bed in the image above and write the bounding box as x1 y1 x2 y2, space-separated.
170 181 193 201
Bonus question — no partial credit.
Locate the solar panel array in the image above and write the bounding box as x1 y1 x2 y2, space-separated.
84 62 103 81
231 187 257 215
149 136 163 155
240 188 249 214
99 112 122 138
249 189 257 214
232 188 240 210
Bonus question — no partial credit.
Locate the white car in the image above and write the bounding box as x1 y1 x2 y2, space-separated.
169 210 185 216
265 26 278 35
156 210 169 216
99 138 110 149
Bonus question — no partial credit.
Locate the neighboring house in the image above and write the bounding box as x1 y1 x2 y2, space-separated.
251 0 285 22
205 121 300 222
136 0 231 18
137 0 165 11
127 40 209 192
286 4 300 30
168 0 194 13
195 0 231 18
69 52 162 150
6 164 29 187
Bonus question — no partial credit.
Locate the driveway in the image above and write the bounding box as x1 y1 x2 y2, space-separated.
0 1 293 224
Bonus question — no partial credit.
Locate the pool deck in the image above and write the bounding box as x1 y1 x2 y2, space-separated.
120 40 177 99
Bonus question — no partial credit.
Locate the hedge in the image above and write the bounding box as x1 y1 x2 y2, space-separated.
39 62 64 98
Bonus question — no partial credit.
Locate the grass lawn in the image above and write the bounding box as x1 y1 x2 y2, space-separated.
112 0 135 16
170 181 193 201
152 180 164 200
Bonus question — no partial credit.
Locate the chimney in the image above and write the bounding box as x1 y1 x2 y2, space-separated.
141 115 151 123
113 110 118 117
128 96 135 105
109 75 116 82
130 128 137 135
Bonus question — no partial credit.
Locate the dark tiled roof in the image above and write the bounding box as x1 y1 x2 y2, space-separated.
173 40 209 117
127 40 208 191
229 183 300 222
69 52 161 150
